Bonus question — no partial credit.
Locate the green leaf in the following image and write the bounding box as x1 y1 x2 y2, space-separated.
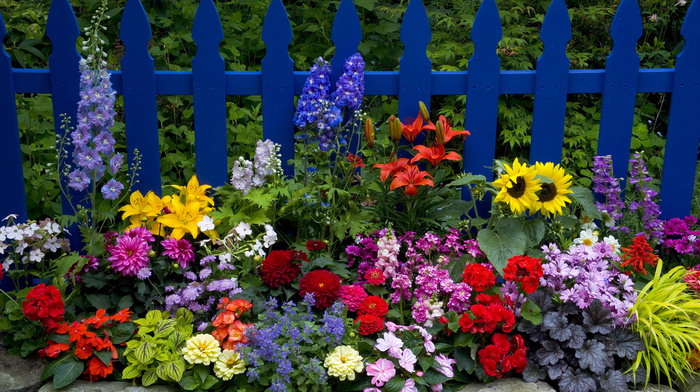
47 333 70 345
419 355 434 372
41 354 73 382
94 349 113 366
157 359 185 381
118 295 134 310
383 377 405 392
52 253 81 282
353 0 376 11
179 374 199 391
154 319 177 338
521 220 546 248
454 332 473 347
169 330 188 348
86 293 112 309
422 368 451 385
134 341 155 364
454 346 475 373
194 364 210 384
176 308 194 326
53 357 85 390
121 364 141 379
521 300 542 325
476 227 527 274
572 186 602 220
142 369 158 386
108 321 136 345
202 375 220 389
447 174 486 187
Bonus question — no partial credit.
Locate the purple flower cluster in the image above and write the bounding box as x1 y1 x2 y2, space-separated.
592 156 628 233
540 242 637 326
660 216 700 255
106 227 154 277
165 273 241 317
330 53 365 111
294 58 332 129
68 61 124 199
629 152 663 239
230 139 282 195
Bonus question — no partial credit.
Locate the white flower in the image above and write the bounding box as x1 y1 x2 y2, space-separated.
689 235 697 243
263 226 277 248
603 235 621 254
253 240 265 257
0 227 6 242
574 229 598 247
0 243 7 255
3 260 13 270
43 238 61 252
218 253 232 264
2 214 18 222
15 241 28 255
29 248 44 263
197 215 215 232
233 222 251 240
6 226 22 241
677 0 687 6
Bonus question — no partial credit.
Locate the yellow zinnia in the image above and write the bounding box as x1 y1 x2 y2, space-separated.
532 162 573 217
492 158 541 215
157 197 203 239
213 349 245 381
324 346 363 381
182 334 221 366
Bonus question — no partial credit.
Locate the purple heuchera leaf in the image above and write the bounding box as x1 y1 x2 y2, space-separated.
576 339 608 375
582 299 613 335
544 312 572 342
546 360 571 381
522 361 547 383
599 370 628 392
559 370 597 392
604 328 645 360
537 340 565 366
566 324 586 350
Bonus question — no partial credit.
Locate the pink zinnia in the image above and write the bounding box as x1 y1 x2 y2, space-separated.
124 226 155 243
108 235 151 277
366 358 395 387
340 284 368 312
161 237 195 268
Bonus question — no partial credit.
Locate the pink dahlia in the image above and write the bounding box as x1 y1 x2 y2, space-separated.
161 237 195 268
340 285 368 312
108 234 151 277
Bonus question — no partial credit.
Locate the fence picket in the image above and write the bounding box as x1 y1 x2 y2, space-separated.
464 0 502 212
398 0 431 121
46 0 82 243
120 0 161 195
596 0 642 191
331 0 362 86
659 1 700 220
0 12 27 222
192 0 227 188
529 0 571 165
261 0 294 174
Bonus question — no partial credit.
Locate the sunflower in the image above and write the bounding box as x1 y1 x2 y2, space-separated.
531 162 573 217
492 158 541 214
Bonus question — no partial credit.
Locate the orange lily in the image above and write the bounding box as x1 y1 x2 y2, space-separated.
390 164 434 195
373 158 410 182
410 143 462 166
348 153 365 168
424 115 470 143
401 114 432 143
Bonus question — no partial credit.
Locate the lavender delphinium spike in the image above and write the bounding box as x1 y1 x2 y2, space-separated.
592 155 628 233
629 152 663 240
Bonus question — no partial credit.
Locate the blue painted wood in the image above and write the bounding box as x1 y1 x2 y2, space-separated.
464 0 502 213
529 0 571 165
46 0 82 245
596 0 642 191
0 11 27 223
659 0 700 219
398 0 432 122
120 0 161 195
261 0 294 174
192 0 227 189
331 0 362 86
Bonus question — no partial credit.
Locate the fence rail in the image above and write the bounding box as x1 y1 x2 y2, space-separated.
1 0 699 227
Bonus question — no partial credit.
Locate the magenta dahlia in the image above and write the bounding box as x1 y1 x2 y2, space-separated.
161 237 195 268
108 234 152 277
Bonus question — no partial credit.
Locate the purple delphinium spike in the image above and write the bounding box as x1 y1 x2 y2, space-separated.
592 155 628 233
629 152 663 240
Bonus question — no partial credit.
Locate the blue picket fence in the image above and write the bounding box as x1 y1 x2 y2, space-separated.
1 0 700 227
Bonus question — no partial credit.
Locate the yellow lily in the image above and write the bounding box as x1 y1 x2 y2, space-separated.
172 175 214 207
119 190 153 227
157 198 203 239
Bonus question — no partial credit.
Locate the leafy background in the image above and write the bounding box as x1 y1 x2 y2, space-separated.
0 0 695 219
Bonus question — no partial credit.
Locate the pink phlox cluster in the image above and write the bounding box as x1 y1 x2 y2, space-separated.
661 216 700 255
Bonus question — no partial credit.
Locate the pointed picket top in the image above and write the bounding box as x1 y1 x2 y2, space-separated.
680 0 700 55
192 0 224 52
609 0 642 56
46 0 80 63
121 0 152 48
331 0 362 85
262 0 293 54
471 0 502 57
0 10 6 39
539 0 571 54
400 0 431 56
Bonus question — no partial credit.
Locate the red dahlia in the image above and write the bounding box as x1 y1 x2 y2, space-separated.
306 240 327 251
299 269 342 310
357 296 389 318
503 255 543 293
260 250 302 288
364 268 386 285
355 314 384 335
462 263 495 292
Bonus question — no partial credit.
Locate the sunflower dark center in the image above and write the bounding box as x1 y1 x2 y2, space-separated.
506 177 527 199
538 183 558 202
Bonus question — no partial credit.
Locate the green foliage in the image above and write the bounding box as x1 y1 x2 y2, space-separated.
629 261 700 387
122 308 193 385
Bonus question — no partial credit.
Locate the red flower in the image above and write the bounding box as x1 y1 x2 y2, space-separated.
364 268 386 285
621 235 658 275
299 269 342 310
22 284 65 330
84 356 113 381
479 333 527 378
410 143 462 166
462 264 495 292
423 115 470 144
503 255 543 294
260 250 302 288
74 338 93 360
306 241 327 251
390 164 434 196
85 309 110 329
347 153 365 168
357 296 389 318
355 314 384 335
39 342 70 358
478 344 503 378
400 114 431 143
373 158 410 182
110 308 132 323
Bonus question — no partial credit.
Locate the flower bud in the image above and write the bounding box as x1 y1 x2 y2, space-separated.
254 255 262 263
419 101 430 120
389 115 402 142
364 118 374 148
435 120 446 145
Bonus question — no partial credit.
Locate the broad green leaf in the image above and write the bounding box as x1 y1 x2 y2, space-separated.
194 364 209 384
477 227 527 274
520 300 542 325
94 349 113 366
121 364 141 379
447 174 487 187
354 0 376 11
47 333 70 345
176 308 194 326
85 293 112 309
202 375 220 389
108 321 136 345
157 359 185 381
134 341 155 364
154 319 177 338
53 357 84 389
41 354 72 382
383 377 405 392
454 346 475 373
571 186 602 220
179 374 199 391
454 332 473 347
422 368 451 385
142 370 158 386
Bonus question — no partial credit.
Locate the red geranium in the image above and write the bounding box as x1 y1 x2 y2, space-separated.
503 255 543 294
84 356 113 381
355 314 384 335
621 235 658 275
462 264 495 292
22 283 64 331
364 268 386 285
306 241 327 251
478 333 527 378
299 269 342 310
348 153 365 168
357 296 389 318
260 250 303 288
459 303 515 334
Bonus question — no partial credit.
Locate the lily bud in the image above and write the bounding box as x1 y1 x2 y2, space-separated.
389 115 402 142
419 101 430 121
435 120 446 145
364 118 374 148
